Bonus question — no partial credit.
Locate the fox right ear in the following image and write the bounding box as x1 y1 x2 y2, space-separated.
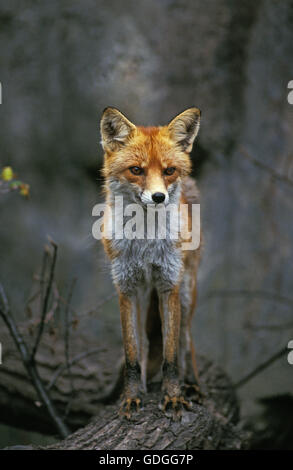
168 107 201 153
100 107 136 152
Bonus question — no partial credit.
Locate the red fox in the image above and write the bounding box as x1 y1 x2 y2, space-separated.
99 107 202 419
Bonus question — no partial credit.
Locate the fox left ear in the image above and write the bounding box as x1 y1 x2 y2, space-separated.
168 107 201 153
100 107 136 152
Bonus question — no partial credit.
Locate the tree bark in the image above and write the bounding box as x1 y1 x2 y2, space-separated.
1 328 248 449
44 356 247 450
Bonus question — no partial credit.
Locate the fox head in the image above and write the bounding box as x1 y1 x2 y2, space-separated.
100 107 201 206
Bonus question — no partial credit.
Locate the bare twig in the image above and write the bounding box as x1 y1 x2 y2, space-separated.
200 288 293 388
0 283 9 314
12 289 114 333
244 320 293 331
52 282 62 326
0 282 70 438
80 292 117 319
234 346 289 389
40 245 49 311
200 289 293 307
240 147 293 189
25 289 41 311
31 241 58 361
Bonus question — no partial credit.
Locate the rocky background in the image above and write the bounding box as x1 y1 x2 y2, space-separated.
0 0 293 447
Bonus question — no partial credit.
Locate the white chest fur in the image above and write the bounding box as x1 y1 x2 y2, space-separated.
111 237 182 294
106 181 184 294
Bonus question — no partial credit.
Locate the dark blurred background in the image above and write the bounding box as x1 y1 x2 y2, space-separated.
0 0 293 447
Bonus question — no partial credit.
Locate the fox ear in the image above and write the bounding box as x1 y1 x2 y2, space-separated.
100 107 136 152
168 107 201 153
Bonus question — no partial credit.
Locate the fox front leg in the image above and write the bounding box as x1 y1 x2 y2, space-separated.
159 287 191 419
118 292 143 419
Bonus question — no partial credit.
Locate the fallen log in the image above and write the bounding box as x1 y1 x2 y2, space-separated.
46 356 248 450
1 327 248 449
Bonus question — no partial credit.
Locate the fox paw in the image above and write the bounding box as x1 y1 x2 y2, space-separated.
119 396 143 420
159 394 192 420
183 383 204 404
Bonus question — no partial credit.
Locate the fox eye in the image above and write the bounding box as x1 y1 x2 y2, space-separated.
164 167 176 176
129 166 144 175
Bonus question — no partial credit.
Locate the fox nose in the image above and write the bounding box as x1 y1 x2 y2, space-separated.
152 192 165 203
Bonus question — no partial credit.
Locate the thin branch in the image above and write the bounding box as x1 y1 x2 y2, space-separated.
11 290 114 332
25 289 41 318
240 147 293 189
244 320 293 331
40 245 49 311
0 282 70 438
80 292 117 319
200 289 293 307
52 282 62 327
31 241 58 361
234 346 289 389
0 283 9 314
